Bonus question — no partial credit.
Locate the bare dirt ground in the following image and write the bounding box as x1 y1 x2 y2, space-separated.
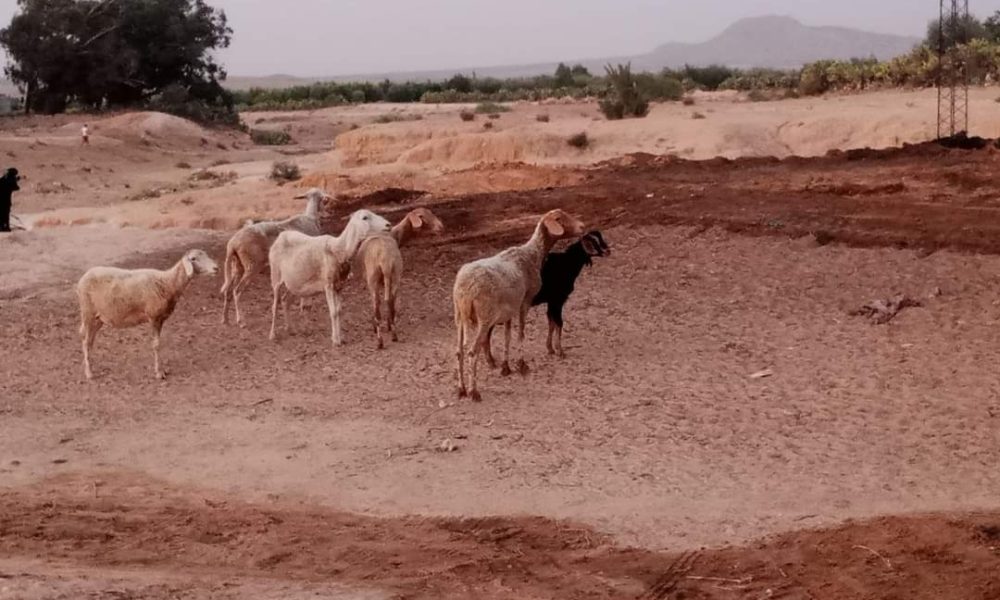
4 91 1000 598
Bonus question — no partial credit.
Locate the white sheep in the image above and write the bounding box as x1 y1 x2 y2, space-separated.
220 188 331 326
356 207 444 348
268 209 391 347
77 249 219 381
453 209 584 401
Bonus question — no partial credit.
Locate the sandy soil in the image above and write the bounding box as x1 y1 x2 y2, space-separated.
4 91 1000 598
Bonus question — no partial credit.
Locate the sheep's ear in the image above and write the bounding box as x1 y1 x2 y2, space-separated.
543 214 564 237
580 236 599 255
182 255 195 277
408 212 424 229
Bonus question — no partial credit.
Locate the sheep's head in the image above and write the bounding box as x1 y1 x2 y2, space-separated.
539 209 584 241
348 209 392 237
182 249 219 277
295 188 334 210
406 207 444 234
580 230 611 258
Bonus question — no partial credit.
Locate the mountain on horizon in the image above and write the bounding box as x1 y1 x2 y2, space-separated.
631 15 919 70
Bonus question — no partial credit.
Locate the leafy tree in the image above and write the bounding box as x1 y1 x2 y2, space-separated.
926 13 985 48
0 0 232 119
445 73 473 93
554 62 574 87
570 63 590 77
984 10 1000 42
599 63 648 120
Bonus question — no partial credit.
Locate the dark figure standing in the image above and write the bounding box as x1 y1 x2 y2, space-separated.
0 168 20 232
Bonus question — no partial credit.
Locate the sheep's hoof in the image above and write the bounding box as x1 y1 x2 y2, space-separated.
557 350 567 359
155 372 166 381
457 387 468 399
546 346 555 356
485 357 497 369
500 362 512 377
517 360 530 376
377 339 385 350
470 390 483 402
391 333 399 342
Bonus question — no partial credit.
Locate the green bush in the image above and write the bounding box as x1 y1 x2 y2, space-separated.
475 101 510 113
599 63 649 120
459 110 475 121
251 129 292 145
372 113 423 124
567 132 589 148
683 64 735 90
269 161 301 182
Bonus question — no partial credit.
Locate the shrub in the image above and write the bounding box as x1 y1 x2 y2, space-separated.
372 113 423 124
459 110 476 121
149 83 241 128
747 89 768 102
475 101 510 113
599 63 649 120
682 96 695 106
635 73 684 101
174 161 192 169
269 161 301 182
567 132 589 148
251 129 292 145
536 113 550 122
483 121 494 130
487 113 501 120
683 64 735 90
799 61 833 96
691 112 706 120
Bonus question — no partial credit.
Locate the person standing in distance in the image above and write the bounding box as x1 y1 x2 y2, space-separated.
81 123 90 145
0 168 21 232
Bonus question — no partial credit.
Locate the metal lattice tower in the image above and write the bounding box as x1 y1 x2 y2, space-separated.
937 0 970 138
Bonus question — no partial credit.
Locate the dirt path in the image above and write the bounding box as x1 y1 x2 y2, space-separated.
1 475 998 599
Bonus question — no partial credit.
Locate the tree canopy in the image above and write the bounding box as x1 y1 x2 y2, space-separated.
0 0 233 120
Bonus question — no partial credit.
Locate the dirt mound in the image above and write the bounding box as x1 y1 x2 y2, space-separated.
1 474 997 600
65 111 217 149
336 126 574 168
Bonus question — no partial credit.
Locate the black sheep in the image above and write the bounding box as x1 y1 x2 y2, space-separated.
532 230 610 357
485 230 610 364
0 167 20 233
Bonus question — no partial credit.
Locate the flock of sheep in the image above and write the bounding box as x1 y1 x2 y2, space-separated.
75 189 609 400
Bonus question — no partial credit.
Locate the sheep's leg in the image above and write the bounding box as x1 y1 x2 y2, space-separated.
483 326 498 369
547 302 566 358
386 286 399 343
371 279 384 349
456 320 468 398
220 254 238 325
516 305 530 376
550 303 566 359
151 320 166 380
81 319 101 381
325 285 344 347
469 322 488 402
232 260 254 328
500 320 512 376
268 284 281 341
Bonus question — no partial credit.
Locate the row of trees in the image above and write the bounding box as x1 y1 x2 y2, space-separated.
0 0 236 123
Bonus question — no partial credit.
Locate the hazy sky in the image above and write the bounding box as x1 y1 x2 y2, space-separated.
2 0 1000 77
